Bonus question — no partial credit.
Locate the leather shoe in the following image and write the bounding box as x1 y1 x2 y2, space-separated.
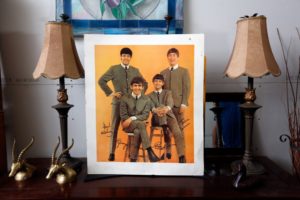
166 153 172 159
108 153 115 161
160 153 172 160
147 148 160 162
179 155 186 163
130 158 137 162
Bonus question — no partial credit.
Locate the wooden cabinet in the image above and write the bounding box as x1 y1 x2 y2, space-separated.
0 157 299 199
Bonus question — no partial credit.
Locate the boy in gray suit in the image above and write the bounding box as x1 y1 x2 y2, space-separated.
99 48 148 161
148 74 186 163
120 76 160 162
160 48 191 132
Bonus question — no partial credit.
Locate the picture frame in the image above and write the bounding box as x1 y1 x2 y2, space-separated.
56 0 184 36
84 34 205 176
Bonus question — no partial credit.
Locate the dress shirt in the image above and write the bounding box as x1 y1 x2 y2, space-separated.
169 64 178 71
121 63 130 70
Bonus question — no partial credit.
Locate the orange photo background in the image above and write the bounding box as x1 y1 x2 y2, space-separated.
95 45 195 163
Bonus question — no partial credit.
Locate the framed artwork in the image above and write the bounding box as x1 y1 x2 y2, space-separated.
85 34 205 176
56 0 184 36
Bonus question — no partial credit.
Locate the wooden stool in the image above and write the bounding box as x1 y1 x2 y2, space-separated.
150 126 167 159
123 132 147 162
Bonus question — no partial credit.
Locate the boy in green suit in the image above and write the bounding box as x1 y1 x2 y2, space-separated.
160 48 191 132
99 48 148 161
120 76 160 162
148 74 186 163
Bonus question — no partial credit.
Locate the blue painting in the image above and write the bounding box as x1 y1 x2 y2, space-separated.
56 0 183 36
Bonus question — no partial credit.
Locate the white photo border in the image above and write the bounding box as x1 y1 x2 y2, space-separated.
84 34 204 176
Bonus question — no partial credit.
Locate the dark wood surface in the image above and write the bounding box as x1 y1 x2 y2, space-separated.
0 157 299 199
0 111 6 175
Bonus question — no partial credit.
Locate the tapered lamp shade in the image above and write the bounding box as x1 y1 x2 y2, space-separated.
225 16 281 78
33 22 84 80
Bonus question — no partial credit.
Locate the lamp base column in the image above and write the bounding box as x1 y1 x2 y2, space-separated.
52 103 82 171
231 80 265 175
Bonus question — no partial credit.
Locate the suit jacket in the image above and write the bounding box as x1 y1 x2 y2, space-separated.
160 66 191 107
98 64 148 102
120 93 151 122
147 90 176 119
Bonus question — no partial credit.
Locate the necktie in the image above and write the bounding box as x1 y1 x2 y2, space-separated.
125 66 128 93
134 96 138 112
169 67 173 90
156 92 160 103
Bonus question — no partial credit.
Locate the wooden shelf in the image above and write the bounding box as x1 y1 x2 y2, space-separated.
0 157 299 199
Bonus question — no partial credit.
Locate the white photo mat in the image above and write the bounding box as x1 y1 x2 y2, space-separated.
84 34 205 176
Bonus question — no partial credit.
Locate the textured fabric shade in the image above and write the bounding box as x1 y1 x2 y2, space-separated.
225 16 281 79
33 22 84 80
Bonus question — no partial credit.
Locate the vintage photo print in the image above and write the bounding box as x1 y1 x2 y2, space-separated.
85 34 204 176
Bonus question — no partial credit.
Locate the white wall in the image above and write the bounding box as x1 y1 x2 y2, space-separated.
185 0 300 173
0 0 299 173
0 0 86 164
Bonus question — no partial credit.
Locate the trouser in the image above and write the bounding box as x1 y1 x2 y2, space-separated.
124 120 151 160
109 101 121 155
172 107 185 131
130 134 142 160
152 114 171 154
131 116 185 160
166 116 185 157
162 125 172 154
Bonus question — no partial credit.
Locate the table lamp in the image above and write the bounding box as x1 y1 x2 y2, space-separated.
225 15 281 174
33 18 84 169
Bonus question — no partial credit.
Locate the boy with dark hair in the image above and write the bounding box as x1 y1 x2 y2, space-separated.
120 47 132 56
160 48 190 161
148 74 186 163
99 47 148 161
120 76 160 162
167 48 179 57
